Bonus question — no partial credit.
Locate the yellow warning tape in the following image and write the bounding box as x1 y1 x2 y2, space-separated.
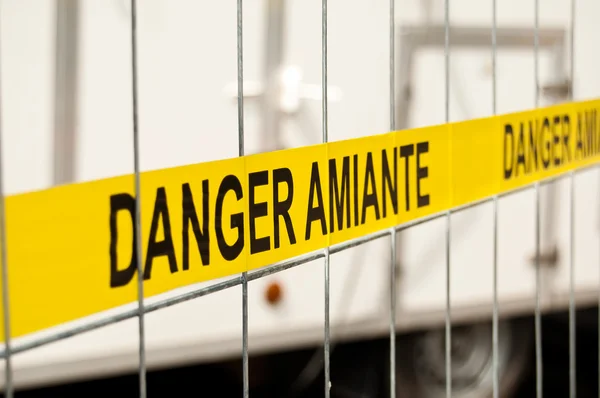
1 98 599 341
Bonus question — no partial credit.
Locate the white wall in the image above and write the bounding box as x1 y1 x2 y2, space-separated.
0 0 599 389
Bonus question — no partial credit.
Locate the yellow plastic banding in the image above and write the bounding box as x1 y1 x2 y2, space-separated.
1 99 599 340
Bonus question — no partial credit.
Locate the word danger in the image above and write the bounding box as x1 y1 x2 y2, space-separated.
503 108 600 179
108 142 432 288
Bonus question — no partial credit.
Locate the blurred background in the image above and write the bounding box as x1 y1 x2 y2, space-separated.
1 0 600 397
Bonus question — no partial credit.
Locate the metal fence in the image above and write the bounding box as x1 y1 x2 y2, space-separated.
0 0 588 397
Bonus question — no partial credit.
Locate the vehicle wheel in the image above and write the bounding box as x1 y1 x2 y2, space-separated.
392 319 532 398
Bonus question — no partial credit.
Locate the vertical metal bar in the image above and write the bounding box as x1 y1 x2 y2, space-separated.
0 200 12 398
236 3 245 168
389 0 397 395
534 186 543 398
568 2 576 398
443 1 451 397
533 3 542 398
0 9 13 396
129 1 146 397
53 0 79 186
445 218 451 398
491 1 499 398
0 192 12 398
237 0 249 396
569 165 576 398
262 0 286 152
322 0 331 397
242 273 249 398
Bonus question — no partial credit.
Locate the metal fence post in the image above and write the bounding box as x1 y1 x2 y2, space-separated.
568 3 577 398
533 2 543 397
321 1 331 396
444 1 452 397
236 0 250 396
389 0 397 395
129 1 147 397
491 1 499 397
0 6 13 396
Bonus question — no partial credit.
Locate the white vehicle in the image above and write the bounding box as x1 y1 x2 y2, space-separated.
1 0 599 397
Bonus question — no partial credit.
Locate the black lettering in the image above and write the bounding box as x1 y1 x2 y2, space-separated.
504 124 514 179
144 187 178 280
361 152 380 224
305 162 327 240
353 154 359 227
182 181 210 270
552 116 561 166
540 118 551 169
273 168 296 248
562 115 571 164
329 157 351 232
516 124 526 176
587 109 597 156
248 171 270 254
400 144 414 211
596 109 600 155
382 148 398 218
576 112 584 160
527 121 538 173
109 193 137 288
416 142 430 208
215 175 245 261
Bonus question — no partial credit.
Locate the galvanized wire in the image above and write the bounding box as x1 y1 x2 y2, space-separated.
533 1 543 397
389 0 397 395
569 170 576 398
0 169 588 362
568 1 576 398
0 8 13 397
236 0 249 396
129 1 147 397
0 6 593 398
491 1 499 397
321 0 331 396
444 1 452 397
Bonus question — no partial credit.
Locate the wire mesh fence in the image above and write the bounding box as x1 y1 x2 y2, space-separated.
0 0 595 397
